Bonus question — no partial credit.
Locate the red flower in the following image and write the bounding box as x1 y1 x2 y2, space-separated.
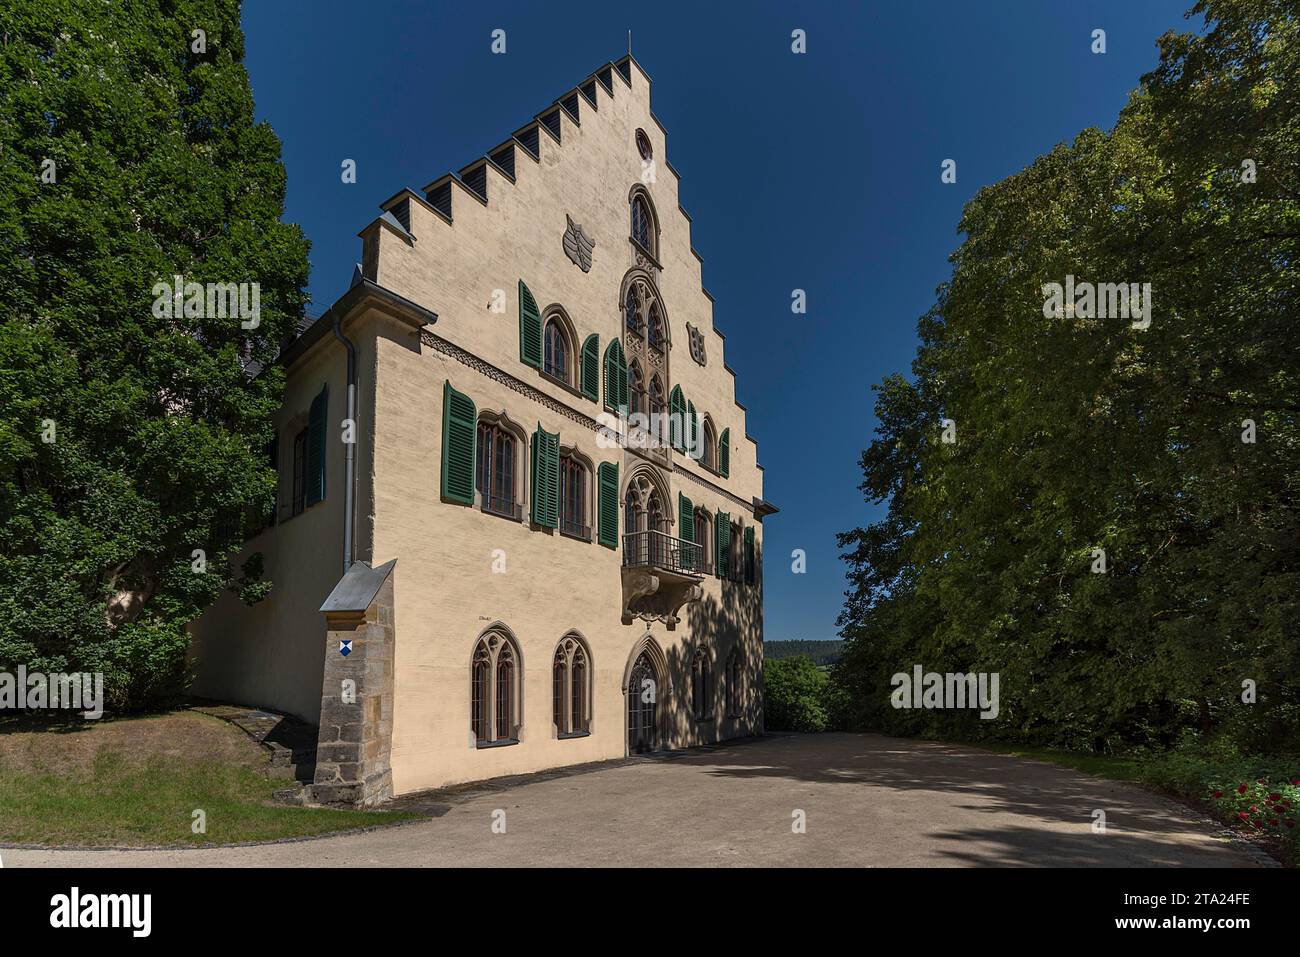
1269 793 1282 802
1238 784 1249 794
1291 779 1300 786
1285 820 1296 829
1250 806 1258 813
1268 819 1280 827
1252 819 1263 829
1238 811 1250 820
1212 790 1224 799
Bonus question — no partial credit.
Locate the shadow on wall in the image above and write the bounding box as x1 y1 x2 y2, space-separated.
652 539 763 749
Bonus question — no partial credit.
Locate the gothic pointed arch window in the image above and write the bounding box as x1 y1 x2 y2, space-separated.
631 194 654 254
623 470 668 561
625 284 643 337
691 647 714 721
649 374 666 443
701 416 718 472
647 303 664 353
552 635 591 736
471 630 522 746
726 648 743 719
628 360 645 420
544 318 569 382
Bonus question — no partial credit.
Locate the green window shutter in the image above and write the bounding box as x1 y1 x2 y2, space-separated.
597 462 619 548
719 427 730 478
687 401 697 458
441 380 477 505
744 526 755 584
669 385 685 450
715 510 730 579
531 425 560 528
306 383 328 506
678 492 694 570
519 280 542 369
580 334 600 401
604 340 628 413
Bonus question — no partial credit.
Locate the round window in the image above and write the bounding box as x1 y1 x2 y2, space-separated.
636 129 653 161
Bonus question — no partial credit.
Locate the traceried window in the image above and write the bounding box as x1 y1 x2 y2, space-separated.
544 318 569 382
649 375 666 444
691 648 713 720
625 284 643 337
648 304 664 353
726 649 742 718
624 473 667 564
559 454 589 540
476 420 518 519
628 361 645 420
552 637 590 736
472 631 521 746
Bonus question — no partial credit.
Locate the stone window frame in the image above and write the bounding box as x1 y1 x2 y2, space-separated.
475 409 528 522
725 647 743 719
558 444 594 542
552 632 593 738
628 185 660 261
541 304 580 390
690 645 715 722
471 625 524 748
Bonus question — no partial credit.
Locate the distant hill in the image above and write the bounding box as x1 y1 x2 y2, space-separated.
763 640 844 666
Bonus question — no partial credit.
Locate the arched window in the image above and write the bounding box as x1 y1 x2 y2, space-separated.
691 648 713 721
649 375 666 445
694 508 713 574
624 472 667 564
471 630 521 746
647 304 664 353
553 636 590 736
559 453 588 540
702 418 717 471
476 419 519 518
544 318 569 382
628 361 645 420
631 195 653 253
726 649 742 718
625 285 643 337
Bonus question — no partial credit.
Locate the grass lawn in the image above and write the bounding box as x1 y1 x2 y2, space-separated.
973 742 1144 782
0 709 423 847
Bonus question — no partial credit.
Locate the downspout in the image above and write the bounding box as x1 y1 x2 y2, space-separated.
332 309 358 577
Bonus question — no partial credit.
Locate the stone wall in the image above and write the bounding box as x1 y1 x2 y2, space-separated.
311 572 396 807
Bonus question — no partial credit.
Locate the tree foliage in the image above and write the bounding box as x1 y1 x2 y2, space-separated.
836 0 1299 752
0 0 309 708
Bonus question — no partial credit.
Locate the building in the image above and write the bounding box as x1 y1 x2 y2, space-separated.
189 55 777 805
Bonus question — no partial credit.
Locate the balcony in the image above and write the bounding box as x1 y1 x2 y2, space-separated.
620 530 704 629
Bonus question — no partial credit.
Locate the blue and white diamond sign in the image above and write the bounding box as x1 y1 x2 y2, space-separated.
339 639 352 657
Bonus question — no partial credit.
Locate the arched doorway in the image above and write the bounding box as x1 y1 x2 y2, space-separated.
627 650 659 754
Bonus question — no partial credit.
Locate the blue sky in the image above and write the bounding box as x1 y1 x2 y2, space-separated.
241 0 1197 643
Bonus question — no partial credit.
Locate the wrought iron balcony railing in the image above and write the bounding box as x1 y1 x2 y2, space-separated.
622 529 708 577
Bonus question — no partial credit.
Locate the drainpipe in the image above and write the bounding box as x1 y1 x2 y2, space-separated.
332 309 358 577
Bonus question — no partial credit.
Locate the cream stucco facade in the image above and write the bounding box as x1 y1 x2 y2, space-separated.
190 56 774 799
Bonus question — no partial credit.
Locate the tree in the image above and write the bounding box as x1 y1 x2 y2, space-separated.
0 0 309 709
837 0 1298 751
764 656 831 733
